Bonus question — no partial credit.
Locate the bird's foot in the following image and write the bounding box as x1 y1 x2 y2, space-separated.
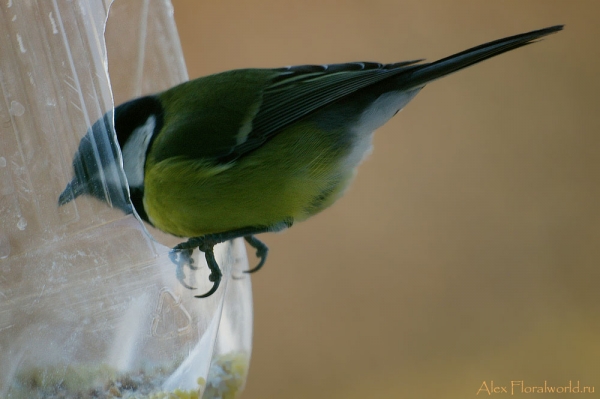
243 235 269 274
170 236 222 298
168 247 197 290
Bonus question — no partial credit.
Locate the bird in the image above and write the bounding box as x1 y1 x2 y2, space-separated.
58 25 563 298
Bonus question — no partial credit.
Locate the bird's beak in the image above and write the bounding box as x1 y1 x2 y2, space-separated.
58 178 84 206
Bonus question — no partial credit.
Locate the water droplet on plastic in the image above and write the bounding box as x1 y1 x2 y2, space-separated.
49 11 58 35
17 217 27 230
0 157 6 167
15 34 26 53
10 101 25 116
0 234 10 259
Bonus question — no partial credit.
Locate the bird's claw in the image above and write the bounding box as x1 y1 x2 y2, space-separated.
169 247 196 290
195 246 222 298
243 235 269 274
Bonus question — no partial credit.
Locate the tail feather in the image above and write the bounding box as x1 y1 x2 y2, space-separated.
406 25 563 88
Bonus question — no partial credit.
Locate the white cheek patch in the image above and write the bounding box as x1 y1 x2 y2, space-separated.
122 115 156 188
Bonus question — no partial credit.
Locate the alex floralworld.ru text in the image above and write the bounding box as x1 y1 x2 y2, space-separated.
477 380 594 395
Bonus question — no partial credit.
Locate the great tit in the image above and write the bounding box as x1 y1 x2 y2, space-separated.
58 25 562 297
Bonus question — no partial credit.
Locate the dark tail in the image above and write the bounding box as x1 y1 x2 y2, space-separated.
406 25 563 88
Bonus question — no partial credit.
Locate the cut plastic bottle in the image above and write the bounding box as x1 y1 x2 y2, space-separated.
0 1 252 398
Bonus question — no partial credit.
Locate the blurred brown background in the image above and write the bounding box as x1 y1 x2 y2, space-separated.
170 1 599 398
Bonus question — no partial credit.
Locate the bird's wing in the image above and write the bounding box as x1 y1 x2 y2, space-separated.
152 61 420 164
221 60 421 162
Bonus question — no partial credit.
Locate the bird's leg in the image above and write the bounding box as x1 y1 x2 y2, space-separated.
172 236 221 298
195 242 222 298
243 235 268 274
170 219 293 297
168 246 196 290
